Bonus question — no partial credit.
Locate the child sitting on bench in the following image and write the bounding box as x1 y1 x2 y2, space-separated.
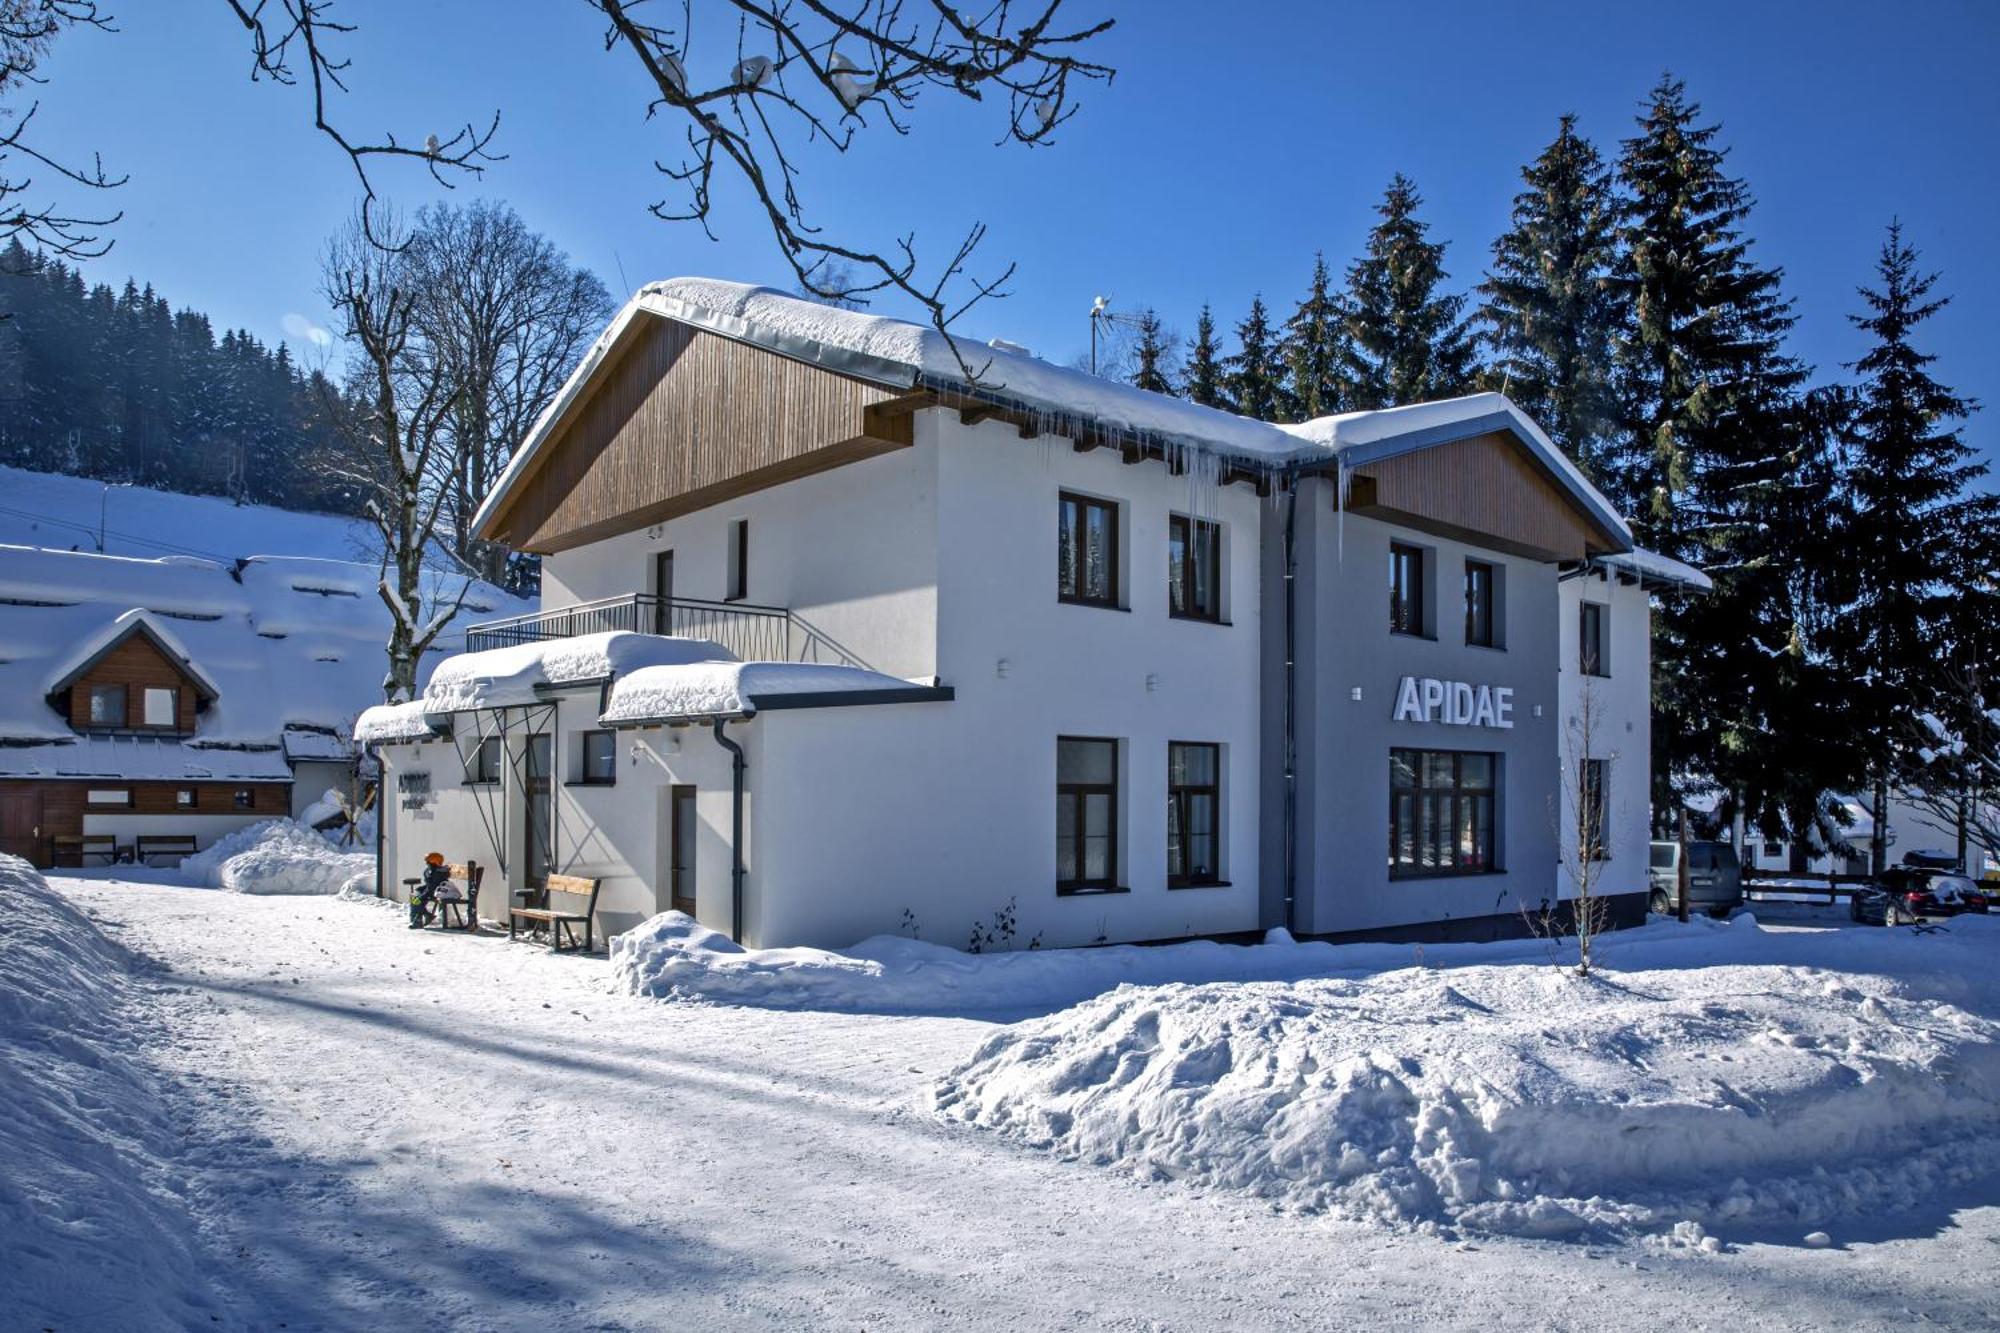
409 852 452 928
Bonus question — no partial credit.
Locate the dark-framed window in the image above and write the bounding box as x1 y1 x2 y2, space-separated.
175 788 195 808
1167 741 1222 886
465 736 502 785
87 682 126 727
1056 736 1119 892
1464 560 1496 648
1579 600 1608 676
1579 757 1608 860
1058 491 1120 608
1390 543 1426 637
727 518 749 602
1168 514 1222 623
579 730 617 785
1389 748 1498 879
233 789 254 809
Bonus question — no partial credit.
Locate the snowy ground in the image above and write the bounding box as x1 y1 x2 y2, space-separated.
11 875 2000 1331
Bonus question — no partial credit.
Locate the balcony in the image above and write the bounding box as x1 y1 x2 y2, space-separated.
461 593 873 670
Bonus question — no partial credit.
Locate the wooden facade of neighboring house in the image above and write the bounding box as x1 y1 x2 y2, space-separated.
0 780 291 866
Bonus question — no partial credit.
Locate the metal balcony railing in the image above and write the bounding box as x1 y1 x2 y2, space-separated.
462 593 873 671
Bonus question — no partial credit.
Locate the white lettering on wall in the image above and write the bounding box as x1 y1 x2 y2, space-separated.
1392 677 1515 729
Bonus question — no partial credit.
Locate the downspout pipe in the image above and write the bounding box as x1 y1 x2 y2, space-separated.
709 717 748 944
1281 484 1299 936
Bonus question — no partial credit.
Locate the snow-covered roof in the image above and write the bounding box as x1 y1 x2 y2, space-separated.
601 661 949 726
1596 547 1713 593
0 541 532 761
473 279 1635 556
41 609 224 701
0 735 293 782
353 700 443 746
418 632 732 714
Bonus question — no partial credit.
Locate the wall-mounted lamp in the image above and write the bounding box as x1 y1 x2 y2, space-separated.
1145 672 1160 693
1350 686 1364 702
996 657 1011 679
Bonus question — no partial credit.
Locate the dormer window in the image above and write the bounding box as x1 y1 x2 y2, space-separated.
143 687 178 728
88 683 126 728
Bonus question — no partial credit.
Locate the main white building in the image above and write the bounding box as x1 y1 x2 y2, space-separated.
358 279 1706 951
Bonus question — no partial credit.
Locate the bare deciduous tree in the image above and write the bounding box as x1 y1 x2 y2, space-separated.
1552 684 1615 976
401 200 612 585
0 1 123 265
319 214 471 702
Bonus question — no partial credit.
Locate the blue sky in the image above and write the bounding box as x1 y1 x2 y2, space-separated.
30 1 2000 466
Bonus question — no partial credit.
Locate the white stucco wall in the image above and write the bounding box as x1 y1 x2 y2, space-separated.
1556 569 1654 901
81 812 267 850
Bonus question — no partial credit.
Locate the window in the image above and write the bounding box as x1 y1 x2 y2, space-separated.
1464 560 1497 648
1579 758 1609 860
1167 742 1222 886
233 789 254 809
87 683 126 727
1579 600 1608 676
726 519 749 601
86 788 131 807
579 730 617 785
1762 840 1783 861
1389 749 1498 878
143 686 178 728
465 737 502 785
1056 736 1119 892
176 788 195 808
1168 514 1222 622
1389 543 1426 637
1058 492 1120 608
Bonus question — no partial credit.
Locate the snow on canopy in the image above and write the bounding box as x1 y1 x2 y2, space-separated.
601 660 930 724
0 541 528 779
1597 546 1713 592
417 631 732 714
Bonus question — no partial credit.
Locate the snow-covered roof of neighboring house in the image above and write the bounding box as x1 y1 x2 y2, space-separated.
0 541 532 763
472 279 1636 555
41 609 224 701
0 735 294 782
601 661 951 726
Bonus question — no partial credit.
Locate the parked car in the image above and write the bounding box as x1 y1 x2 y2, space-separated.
1850 866 1991 925
1648 840 1744 917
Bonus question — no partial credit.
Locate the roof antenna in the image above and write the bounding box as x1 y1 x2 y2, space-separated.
613 249 631 297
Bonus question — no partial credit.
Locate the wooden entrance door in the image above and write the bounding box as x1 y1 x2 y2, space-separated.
524 735 553 891
0 788 42 865
652 551 675 634
670 784 697 916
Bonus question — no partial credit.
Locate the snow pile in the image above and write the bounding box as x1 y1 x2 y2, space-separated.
603 660 930 723
609 915 1547 1016
0 856 218 1327
181 819 374 896
935 916 2000 1240
353 698 439 744
419 631 731 712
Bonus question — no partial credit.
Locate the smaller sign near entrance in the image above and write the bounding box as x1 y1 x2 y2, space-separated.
1392 677 1515 729
398 770 434 812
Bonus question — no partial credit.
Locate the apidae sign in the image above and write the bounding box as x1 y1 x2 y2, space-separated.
1392 677 1515 729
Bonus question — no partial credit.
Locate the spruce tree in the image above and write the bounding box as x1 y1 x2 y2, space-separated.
1281 252 1348 420
1478 114 1621 479
1225 295 1286 422
1128 308 1176 395
1182 304 1228 409
1610 75 1848 834
1840 223 1997 825
1340 174 1477 409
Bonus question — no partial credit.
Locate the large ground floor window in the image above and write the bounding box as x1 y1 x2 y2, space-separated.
1390 748 1498 878
1057 736 1119 893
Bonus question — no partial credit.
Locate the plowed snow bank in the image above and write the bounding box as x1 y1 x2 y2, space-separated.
933 916 2000 1239
182 818 373 895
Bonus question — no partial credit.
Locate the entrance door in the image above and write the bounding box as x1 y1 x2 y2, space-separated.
670 784 697 916
652 550 675 635
0 788 42 865
524 735 553 892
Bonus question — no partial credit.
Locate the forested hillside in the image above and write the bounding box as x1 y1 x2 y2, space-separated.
0 240 359 514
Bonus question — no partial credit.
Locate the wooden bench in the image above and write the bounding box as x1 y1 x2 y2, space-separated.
135 834 200 867
52 833 117 867
435 862 484 931
509 873 603 953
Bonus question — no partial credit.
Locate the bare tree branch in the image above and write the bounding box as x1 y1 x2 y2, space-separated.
0 1 124 265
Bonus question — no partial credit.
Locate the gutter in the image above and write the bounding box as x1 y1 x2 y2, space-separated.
709 718 748 945
1281 487 1299 936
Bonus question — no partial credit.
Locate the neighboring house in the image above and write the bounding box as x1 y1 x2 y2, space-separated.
0 544 526 866
1742 792 1996 879
359 278 1705 951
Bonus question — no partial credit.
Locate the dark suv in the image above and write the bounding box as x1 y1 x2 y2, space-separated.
1648 840 1744 917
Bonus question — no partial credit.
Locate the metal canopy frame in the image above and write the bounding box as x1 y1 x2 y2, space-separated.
449 700 560 883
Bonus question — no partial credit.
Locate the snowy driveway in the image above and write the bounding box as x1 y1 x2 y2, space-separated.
39 876 2000 1331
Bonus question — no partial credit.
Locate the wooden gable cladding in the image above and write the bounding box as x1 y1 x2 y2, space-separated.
481 316 916 554
1345 430 1618 563
65 631 204 733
